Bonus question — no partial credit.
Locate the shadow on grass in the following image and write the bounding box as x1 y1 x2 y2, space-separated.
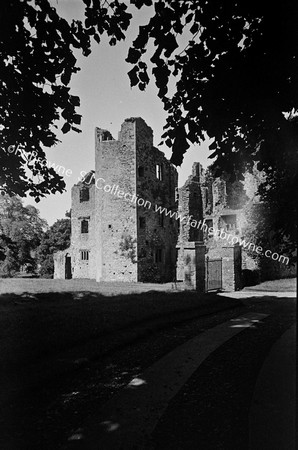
0 289 243 373
0 292 295 450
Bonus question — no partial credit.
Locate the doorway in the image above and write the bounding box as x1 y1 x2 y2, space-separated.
65 255 72 279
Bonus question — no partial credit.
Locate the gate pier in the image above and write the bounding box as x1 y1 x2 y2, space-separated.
176 241 242 292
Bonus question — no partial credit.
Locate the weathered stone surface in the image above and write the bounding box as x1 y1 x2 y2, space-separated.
54 121 290 289
176 163 204 283
207 244 242 291
54 118 178 283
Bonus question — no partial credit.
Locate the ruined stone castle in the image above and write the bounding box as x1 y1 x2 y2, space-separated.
54 117 265 287
54 118 178 282
54 117 295 287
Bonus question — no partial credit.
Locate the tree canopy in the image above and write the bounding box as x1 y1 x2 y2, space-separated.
127 0 298 168
0 0 131 200
125 0 297 249
1 0 297 251
0 195 47 275
37 217 71 277
0 194 70 277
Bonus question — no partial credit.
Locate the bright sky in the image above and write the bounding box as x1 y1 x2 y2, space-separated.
25 1 212 225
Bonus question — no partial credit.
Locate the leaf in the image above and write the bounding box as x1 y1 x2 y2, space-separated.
190 22 199 34
139 69 149 84
126 47 141 64
209 140 217 150
93 33 100 43
70 95 80 107
61 70 71 86
61 122 71 134
131 0 152 9
127 66 139 87
163 33 178 58
72 114 81 125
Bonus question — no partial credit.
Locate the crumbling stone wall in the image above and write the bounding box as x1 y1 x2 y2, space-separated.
95 119 138 282
54 172 96 279
71 175 96 279
54 117 178 282
53 249 68 279
95 117 178 282
176 162 204 281
177 162 204 243
212 178 227 211
136 119 178 282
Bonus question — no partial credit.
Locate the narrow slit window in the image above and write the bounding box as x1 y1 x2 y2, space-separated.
158 213 164 227
156 164 163 180
139 217 146 229
138 166 145 177
155 248 163 263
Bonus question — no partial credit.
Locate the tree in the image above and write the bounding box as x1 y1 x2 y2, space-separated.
0 0 132 200
37 217 71 277
1 1 297 252
124 0 298 253
126 2 297 163
0 195 47 276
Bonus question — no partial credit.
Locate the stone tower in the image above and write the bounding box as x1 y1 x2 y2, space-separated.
54 117 178 282
94 117 178 282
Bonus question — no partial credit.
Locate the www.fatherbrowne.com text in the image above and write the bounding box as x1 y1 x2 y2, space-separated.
81 172 289 266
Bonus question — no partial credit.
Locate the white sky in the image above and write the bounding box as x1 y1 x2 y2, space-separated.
25 0 212 225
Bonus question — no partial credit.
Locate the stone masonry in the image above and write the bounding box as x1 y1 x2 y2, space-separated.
54 118 178 282
54 120 277 290
54 171 96 279
175 162 244 290
176 162 204 282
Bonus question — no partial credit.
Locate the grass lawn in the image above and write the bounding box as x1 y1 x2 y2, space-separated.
0 277 293 380
244 277 296 292
0 278 180 295
0 279 241 374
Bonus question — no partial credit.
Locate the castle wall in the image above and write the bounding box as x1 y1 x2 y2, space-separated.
135 119 178 282
176 162 204 281
95 120 138 282
70 181 96 279
177 162 204 243
54 117 178 283
53 176 97 279
93 117 178 283
53 249 68 279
